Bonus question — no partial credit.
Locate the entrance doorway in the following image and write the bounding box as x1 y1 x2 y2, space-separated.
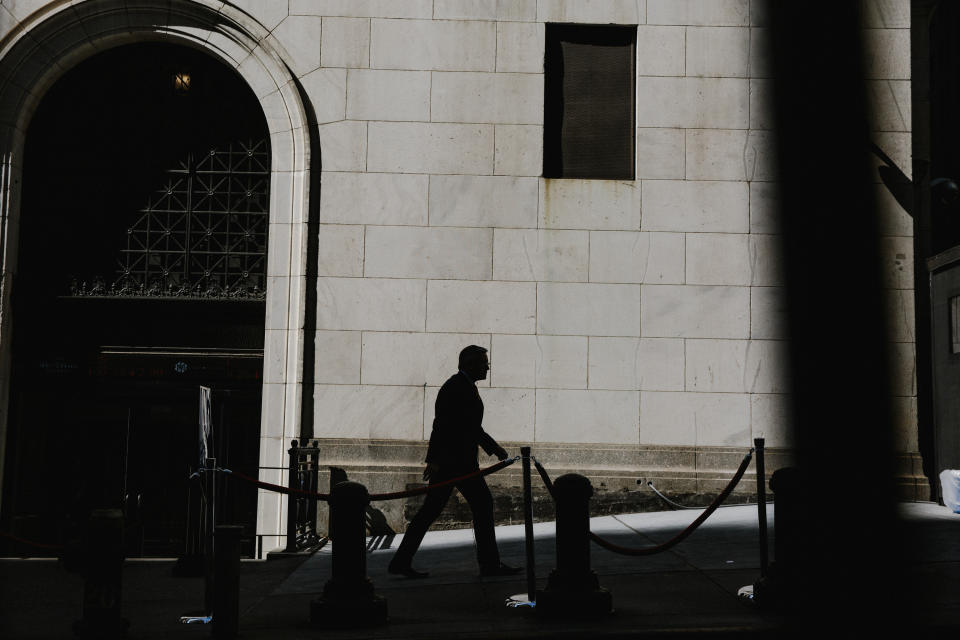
1 43 270 557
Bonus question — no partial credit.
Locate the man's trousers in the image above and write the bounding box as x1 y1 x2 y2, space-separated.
390 472 500 570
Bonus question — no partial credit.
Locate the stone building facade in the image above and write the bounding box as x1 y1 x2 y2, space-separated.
0 0 918 553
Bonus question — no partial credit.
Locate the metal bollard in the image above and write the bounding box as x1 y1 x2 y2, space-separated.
213 526 242 639
754 466 804 610
309 481 387 627
536 474 612 616
769 467 803 578
72 508 129 638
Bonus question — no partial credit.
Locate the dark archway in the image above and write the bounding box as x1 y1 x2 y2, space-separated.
2 42 269 556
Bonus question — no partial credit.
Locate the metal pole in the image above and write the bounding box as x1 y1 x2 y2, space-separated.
284 440 299 553
754 437 769 578
203 456 216 614
521 447 536 602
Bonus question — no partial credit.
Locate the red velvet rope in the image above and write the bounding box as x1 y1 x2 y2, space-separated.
535 451 754 557
0 530 65 552
533 459 555 495
219 456 519 502
223 468 331 500
369 456 518 501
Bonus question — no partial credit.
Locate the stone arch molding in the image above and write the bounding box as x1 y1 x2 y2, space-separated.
0 0 313 541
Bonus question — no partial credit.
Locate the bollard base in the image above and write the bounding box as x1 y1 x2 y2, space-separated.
535 587 612 617
749 563 799 612
751 575 793 612
310 595 388 628
72 617 130 638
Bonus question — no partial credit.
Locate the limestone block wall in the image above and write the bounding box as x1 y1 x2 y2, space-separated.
273 0 920 519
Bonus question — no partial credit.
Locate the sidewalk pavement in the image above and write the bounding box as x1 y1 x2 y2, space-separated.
2 502 958 638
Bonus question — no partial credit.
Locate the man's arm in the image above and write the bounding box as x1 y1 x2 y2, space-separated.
478 430 508 461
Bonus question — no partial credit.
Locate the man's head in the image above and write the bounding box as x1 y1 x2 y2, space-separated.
458 345 489 381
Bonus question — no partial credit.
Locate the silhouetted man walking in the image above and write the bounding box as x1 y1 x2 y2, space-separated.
388 345 521 579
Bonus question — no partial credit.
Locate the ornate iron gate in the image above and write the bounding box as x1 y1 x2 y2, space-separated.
70 139 269 299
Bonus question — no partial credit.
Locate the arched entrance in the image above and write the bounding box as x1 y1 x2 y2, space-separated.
0 1 312 556
5 41 270 556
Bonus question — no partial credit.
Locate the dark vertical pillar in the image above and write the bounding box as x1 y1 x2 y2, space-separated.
768 1 907 632
537 473 611 616
212 525 242 639
310 481 386 627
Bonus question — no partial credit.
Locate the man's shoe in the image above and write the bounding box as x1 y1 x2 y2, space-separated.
388 564 429 579
479 562 522 577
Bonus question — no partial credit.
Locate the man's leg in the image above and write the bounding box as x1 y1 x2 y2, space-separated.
456 476 500 570
389 483 452 571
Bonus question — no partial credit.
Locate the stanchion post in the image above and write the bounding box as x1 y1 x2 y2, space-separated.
213 525 242 639
284 440 299 553
310 481 387 627
72 508 129 638
755 437 769 577
521 447 536 603
203 456 216 615
536 474 612 616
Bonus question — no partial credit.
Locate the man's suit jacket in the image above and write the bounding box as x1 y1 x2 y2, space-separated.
425 372 499 472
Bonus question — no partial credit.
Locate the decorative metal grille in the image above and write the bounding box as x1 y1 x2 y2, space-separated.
70 139 269 300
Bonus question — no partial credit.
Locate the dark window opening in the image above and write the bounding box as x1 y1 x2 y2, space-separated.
543 23 636 180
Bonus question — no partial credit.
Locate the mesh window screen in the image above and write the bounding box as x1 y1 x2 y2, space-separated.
543 24 636 179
